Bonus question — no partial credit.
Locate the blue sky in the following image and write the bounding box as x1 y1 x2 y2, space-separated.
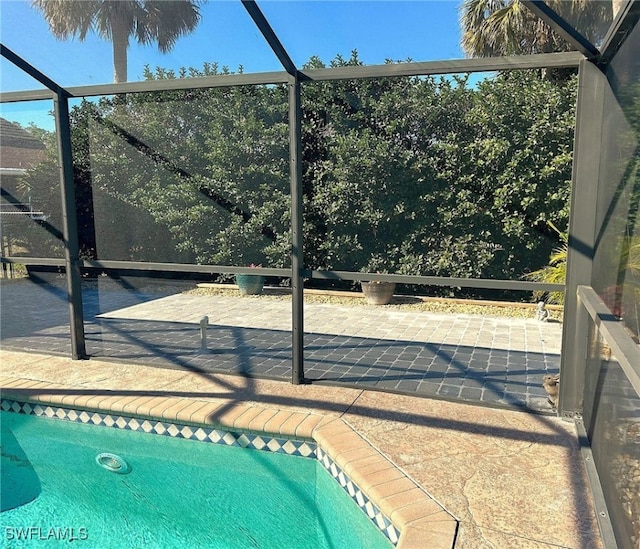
1 0 468 127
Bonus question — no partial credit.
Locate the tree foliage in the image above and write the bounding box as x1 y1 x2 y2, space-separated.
20 54 578 295
69 63 290 266
460 0 612 57
300 53 576 281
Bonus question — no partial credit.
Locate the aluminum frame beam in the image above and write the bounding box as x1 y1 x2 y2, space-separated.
521 0 600 58
288 74 304 385
0 255 565 293
0 71 290 103
0 257 65 267
599 0 640 65
54 93 87 359
574 418 619 549
559 59 606 416
0 43 69 97
309 270 564 292
300 52 584 82
80 260 289 277
1 52 584 104
241 0 297 75
578 286 640 395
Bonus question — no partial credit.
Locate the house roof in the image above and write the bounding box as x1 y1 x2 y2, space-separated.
0 117 46 170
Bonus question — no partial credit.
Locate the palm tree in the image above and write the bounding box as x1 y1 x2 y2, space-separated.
32 0 202 83
460 0 612 57
524 221 568 305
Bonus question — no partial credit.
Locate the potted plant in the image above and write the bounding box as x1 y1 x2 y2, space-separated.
359 256 397 305
361 280 396 305
235 264 265 295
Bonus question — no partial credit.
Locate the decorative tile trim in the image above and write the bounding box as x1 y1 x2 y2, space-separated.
317 446 401 545
0 398 316 458
1 397 399 546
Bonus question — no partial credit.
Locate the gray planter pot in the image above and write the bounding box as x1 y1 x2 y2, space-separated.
361 282 396 305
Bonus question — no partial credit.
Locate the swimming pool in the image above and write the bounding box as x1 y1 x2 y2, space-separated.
1 409 393 548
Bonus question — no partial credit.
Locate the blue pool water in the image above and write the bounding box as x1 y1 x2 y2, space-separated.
1 411 392 548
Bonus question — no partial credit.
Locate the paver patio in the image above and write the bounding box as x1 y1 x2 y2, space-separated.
0 278 563 412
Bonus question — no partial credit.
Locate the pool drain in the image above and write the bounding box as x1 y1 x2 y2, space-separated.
95 453 131 474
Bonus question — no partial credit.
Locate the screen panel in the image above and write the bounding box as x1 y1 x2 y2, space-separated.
301 70 577 295
592 21 640 341
0 273 71 355
582 20 640 549
0 101 64 259
75 83 290 269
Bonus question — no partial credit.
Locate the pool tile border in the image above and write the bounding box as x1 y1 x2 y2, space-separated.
1 378 457 548
0 398 318 458
317 446 401 544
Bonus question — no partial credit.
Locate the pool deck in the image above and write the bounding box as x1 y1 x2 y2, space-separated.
1 349 603 548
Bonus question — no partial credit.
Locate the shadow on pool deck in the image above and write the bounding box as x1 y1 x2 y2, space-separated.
0 278 560 412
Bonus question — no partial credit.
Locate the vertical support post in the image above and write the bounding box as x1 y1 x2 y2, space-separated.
54 93 87 360
559 60 606 415
289 73 305 384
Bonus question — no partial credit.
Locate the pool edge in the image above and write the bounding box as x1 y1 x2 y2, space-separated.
0 377 458 548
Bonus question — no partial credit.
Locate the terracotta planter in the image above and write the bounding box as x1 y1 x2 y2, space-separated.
235 274 265 295
361 282 396 305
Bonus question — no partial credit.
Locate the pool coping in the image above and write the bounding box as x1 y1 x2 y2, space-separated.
1 376 457 548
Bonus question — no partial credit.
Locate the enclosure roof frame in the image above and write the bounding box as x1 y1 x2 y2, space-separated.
0 51 585 104
0 0 607 99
